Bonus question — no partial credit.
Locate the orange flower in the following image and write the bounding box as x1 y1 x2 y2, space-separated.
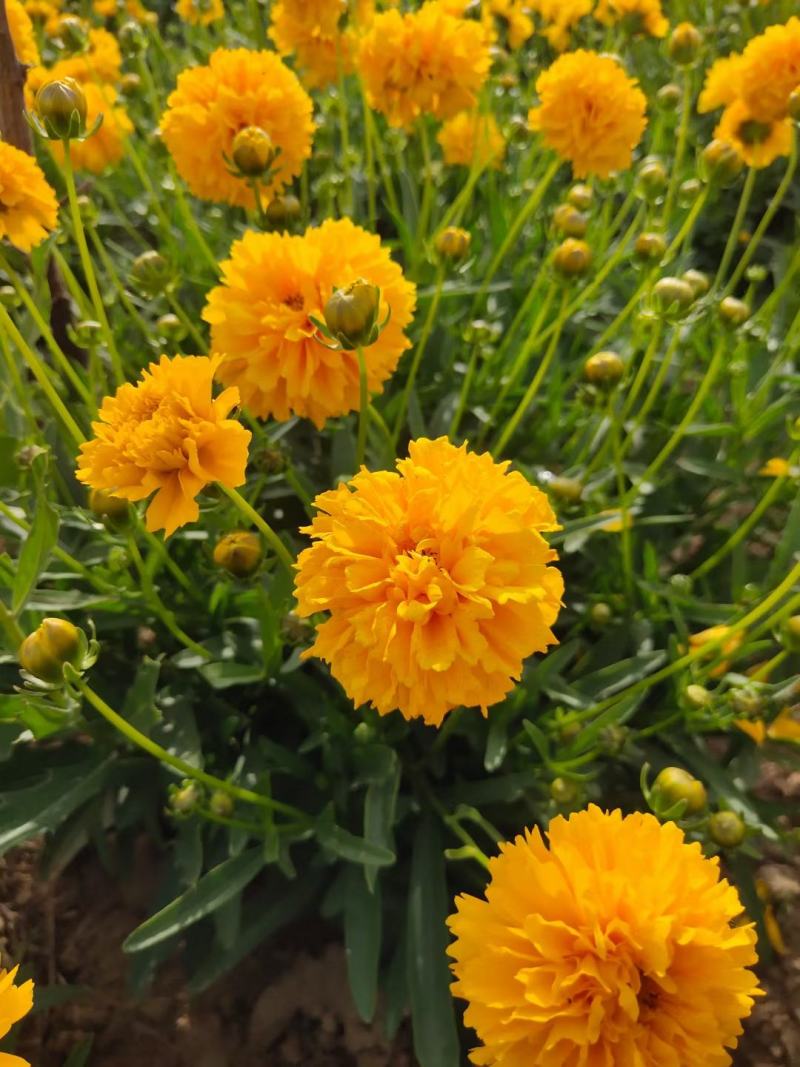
269 0 374 90
26 27 122 94
294 437 563 726
7 0 39 64
448 806 761 1067
759 457 792 477
689 625 743 678
528 50 647 178
529 0 592 52
714 97 793 169
0 963 34 1067
0 142 58 254
698 53 745 113
595 0 668 38
437 110 506 169
740 17 800 122
76 355 251 537
357 1 491 128
203 218 416 427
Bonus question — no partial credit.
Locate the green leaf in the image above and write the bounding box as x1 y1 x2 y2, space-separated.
62 1037 94 1067
572 651 668 701
123 657 162 735
123 847 266 953
11 487 58 614
406 815 460 1067
198 661 265 690
317 814 396 868
344 866 382 1023
363 751 400 891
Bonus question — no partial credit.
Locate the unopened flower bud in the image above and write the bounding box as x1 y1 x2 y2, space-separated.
170 781 202 814
89 488 129 528
668 22 703 65
19 618 82 683
0 285 19 308
54 14 89 54
209 790 235 817
657 82 682 110
652 276 695 319
637 158 668 201
130 250 174 298
567 183 593 210
265 193 301 227
745 264 767 284
702 139 744 186
120 73 142 97
553 238 591 277
719 296 750 327
550 777 579 805
678 178 703 206
590 601 612 626
682 269 710 298
584 350 624 386
231 126 275 177
156 312 185 343
652 766 707 815
708 811 746 848
541 473 583 502
781 615 800 653
730 687 764 718
323 279 382 350
635 232 667 262
598 724 627 756
213 530 263 578
685 684 712 709
552 204 587 238
434 226 471 260
118 19 147 56
35 77 87 140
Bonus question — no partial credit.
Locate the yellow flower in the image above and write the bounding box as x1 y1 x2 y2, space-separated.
448 806 761 1067
23 0 62 23
76 355 251 537
202 218 416 427
688 625 743 678
528 50 647 178
49 83 132 173
7 0 39 64
740 17 800 122
0 963 34 1067
437 110 506 169
714 97 793 169
0 142 58 254
25 28 122 100
175 0 223 26
357 1 491 129
294 437 563 726
698 53 745 113
529 0 592 52
160 49 314 209
759 456 791 477
595 0 668 38
269 0 374 90
737 706 800 746
485 0 534 50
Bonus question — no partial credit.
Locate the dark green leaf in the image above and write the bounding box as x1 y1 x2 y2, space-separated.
12 487 58 614
344 865 382 1023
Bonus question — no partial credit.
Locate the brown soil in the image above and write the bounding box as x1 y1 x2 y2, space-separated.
2 829 799 1067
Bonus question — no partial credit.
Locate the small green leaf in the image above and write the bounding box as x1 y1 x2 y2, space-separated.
198 661 265 690
363 752 400 891
344 865 382 1023
318 814 396 868
123 657 161 735
11 488 58 614
123 847 266 953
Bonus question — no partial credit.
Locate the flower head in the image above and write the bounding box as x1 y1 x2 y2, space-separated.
76 354 251 537
595 0 668 38
437 110 506 170
49 83 132 172
448 806 761 1067
294 437 563 726
175 0 223 25
202 218 416 427
698 53 745 113
269 0 374 90
714 97 793 169
528 0 592 52
7 0 39 64
528 50 647 178
0 962 34 1066
484 0 533 50
689 624 743 678
25 27 122 100
740 17 800 122
160 49 314 209
0 142 58 253
357 1 491 129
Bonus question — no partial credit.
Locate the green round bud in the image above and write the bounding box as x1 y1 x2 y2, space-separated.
634 232 667 262
265 193 302 227
120 73 142 97
209 790 235 818
35 77 87 140
685 684 712 709
744 264 767 284
637 158 668 201
130 250 174 298
18 618 82 683
231 126 275 177
550 777 579 805
118 19 147 56
541 474 583 503
434 226 472 260
719 296 750 327
708 811 746 848
657 83 682 110
681 269 710 298
702 139 744 186
567 184 593 210
213 530 263 578
678 178 703 206
552 203 588 238
729 688 764 718
156 313 185 343
598 724 627 756
553 238 592 277
584 350 624 386
0 285 19 309
89 488 129 529
590 602 612 626
323 279 382 350
170 781 202 814
781 615 800 653
668 22 703 65
53 15 89 54
652 276 695 319
652 766 707 815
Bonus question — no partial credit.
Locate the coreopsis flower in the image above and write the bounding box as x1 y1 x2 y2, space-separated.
529 0 592 52
714 98 793 169
528 50 647 178
76 354 251 537
294 437 563 726
24 0 62 28
739 17 800 122
25 28 122 102
594 0 668 38
175 0 223 26
7 0 39 64
0 961 34 1067
358 2 491 129
759 457 791 477
698 53 745 113
437 110 506 169
49 83 132 173
160 49 314 209
448 806 761 1067
0 142 58 253
689 624 743 678
485 0 533 50
269 0 374 90
202 218 416 427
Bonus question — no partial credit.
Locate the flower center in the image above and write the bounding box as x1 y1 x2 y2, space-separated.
637 974 661 1015
284 293 304 311
737 118 772 145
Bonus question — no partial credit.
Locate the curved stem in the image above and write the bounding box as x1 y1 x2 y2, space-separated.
619 321 665 421
619 326 682 460
662 72 694 227
166 290 206 352
416 119 435 252
712 167 756 292
356 344 369 469
392 266 444 443
128 537 212 660
218 483 295 576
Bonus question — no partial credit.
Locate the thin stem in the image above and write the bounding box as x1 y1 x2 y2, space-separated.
335 43 353 216
128 537 212 660
662 72 693 227
61 142 125 386
356 344 369 469
361 80 376 229
478 273 549 392
620 321 665 421
0 599 25 649
610 413 634 604
619 326 682 459
73 674 307 820
449 341 481 439
218 484 295 576
0 303 85 446
87 226 152 345
713 167 756 292
416 120 435 251
166 290 206 351
392 266 444 443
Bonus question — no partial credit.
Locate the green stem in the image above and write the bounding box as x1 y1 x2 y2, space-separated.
0 303 85 446
416 120 435 251
166 290 206 351
336 43 353 216
218 484 295 576
478 273 549 392
662 72 694 227
172 171 219 275
610 414 634 604
0 599 25 649
392 266 444 443
361 81 376 230
87 226 152 345
619 326 682 459
713 167 756 292
356 344 369 469
61 142 125 386
73 674 306 820
448 341 481 440
619 321 665 421
128 537 212 660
